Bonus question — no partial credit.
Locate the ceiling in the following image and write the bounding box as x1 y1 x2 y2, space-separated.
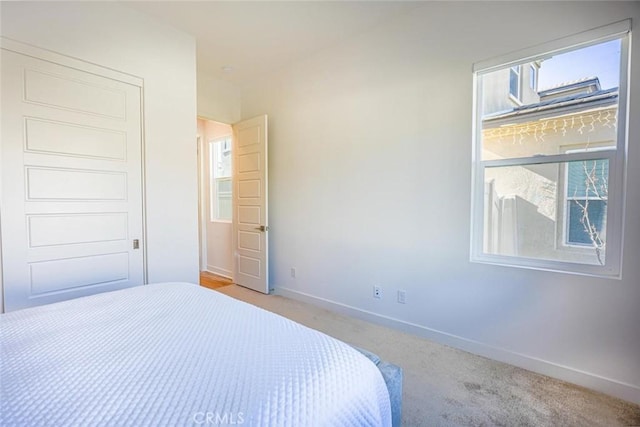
125 1 423 86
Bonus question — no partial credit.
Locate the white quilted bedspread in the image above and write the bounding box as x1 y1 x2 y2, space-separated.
0 282 391 426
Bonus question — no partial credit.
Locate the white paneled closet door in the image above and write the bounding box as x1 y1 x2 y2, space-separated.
1 44 145 312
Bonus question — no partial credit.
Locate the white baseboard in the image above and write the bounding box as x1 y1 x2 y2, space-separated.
204 266 232 279
275 286 640 405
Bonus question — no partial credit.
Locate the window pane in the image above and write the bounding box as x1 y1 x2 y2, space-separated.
567 159 608 198
567 199 607 246
529 65 536 90
484 162 606 265
213 138 232 179
509 66 520 99
215 177 232 221
217 195 232 221
217 178 232 194
480 39 621 160
210 138 232 221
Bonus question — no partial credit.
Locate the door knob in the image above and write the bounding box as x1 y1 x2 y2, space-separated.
255 225 269 232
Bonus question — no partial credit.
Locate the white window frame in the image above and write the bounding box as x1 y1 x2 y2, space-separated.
529 64 537 91
470 20 630 278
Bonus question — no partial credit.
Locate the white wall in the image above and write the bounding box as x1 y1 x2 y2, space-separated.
241 2 640 403
1 2 200 284
197 65 242 124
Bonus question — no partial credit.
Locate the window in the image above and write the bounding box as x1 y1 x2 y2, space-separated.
509 65 521 101
210 137 232 221
529 64 537 90
471 20 630 277
565 156 609 248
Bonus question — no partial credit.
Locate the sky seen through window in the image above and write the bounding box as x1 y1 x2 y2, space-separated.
537 39 621 91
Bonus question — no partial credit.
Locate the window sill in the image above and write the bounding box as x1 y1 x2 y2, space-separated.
470 253 621 280
508 93 523 106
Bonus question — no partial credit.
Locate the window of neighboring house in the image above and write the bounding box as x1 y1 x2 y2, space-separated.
210 137 232 221
471 20 630 278
509 65 522 101
564 151 609 249
529 64 537 90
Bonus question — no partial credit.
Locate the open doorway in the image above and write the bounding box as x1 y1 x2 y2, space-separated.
197 118 233 281
198 114 270 294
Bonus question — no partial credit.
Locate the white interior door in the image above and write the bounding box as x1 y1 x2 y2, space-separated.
1 47 144 312
232 115 269 293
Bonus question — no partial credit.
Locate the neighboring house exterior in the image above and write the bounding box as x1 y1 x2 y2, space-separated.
482 62 541 114
481 72 617 266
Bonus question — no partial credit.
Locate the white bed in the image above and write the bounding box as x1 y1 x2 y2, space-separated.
0 282 391 426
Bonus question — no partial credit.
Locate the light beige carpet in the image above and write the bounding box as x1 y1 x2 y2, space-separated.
215 284 640 427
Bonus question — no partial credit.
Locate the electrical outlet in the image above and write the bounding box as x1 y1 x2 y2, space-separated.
397 290 406 304
373 286 382 299
290 267 296 278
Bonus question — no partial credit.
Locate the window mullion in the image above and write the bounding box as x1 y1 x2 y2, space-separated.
481 150 616 169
